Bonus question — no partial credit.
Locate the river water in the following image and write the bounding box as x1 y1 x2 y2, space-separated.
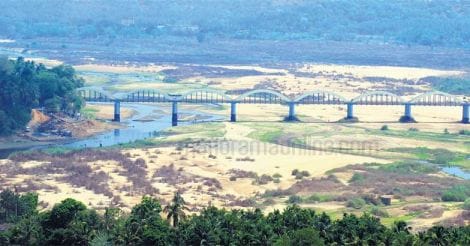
65 103 225 148
1 103 469 180
0 103 224 157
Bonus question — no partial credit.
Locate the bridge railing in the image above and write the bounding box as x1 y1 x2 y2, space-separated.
352 91 403 105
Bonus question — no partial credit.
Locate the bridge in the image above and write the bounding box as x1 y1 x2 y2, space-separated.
77 87 469 126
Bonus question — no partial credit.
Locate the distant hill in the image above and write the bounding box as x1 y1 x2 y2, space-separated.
1 0 470 49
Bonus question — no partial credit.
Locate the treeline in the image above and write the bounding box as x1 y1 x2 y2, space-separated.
0 57 84 136
1 1 470 48
0 190 469 245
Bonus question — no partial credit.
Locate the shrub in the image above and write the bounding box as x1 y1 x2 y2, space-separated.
463 198 470 210
287 195 302 204
273 173 282 178
256 174 273 185
349 173 365 184
381 125 389 131
370 206 389 218
295 173 304 180
441 184 470 202
303 194 333 203
408 127 419 132
229 176 237 181
291 169 299 176
346 198 366 209
458 130 470 135
444 128 450 134
300 171 310 177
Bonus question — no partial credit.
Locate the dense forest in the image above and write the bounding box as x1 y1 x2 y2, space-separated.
0 57 84 136
1 0 470 48
0 189 469 245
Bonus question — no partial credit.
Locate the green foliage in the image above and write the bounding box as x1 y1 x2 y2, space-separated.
3 1 470 49
349 173 366 184
274 228 325 246
346 198 366 209
292 169 310 179
1 188 470 245
163 192 188 227
287 195 302 204
388 147 461 165
459 130 470 136
426 76 470 95
370 206 390 218
441 184 470 202
463 198 470 210
0 56 84 135
379 161 440 174
0 189 38 223
380 125 389 131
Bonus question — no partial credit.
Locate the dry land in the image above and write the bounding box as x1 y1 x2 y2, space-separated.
1 61 469 230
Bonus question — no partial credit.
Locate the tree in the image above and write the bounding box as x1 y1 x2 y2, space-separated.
164 192 188 227
274 228 325 246
122 196 173 245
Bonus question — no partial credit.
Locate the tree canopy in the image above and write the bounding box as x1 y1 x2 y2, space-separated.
0 57 84 136
0 189 469 245
1 1 470 49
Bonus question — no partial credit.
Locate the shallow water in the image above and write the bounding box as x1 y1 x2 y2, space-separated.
65 102 224 148
442 166 470 180
0 103 224 158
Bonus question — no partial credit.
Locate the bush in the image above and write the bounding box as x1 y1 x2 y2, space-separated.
291 169 299 176
370 206 389 217
441 184 470 202
349 173 365 184
287 195 302 204
273 173 282 178
292 169 310 179
458 130 470 135
300 171 310 177
463 199 470 210
408 127 419 132
346 198 366 209
381 125 389 131
303 194 333 203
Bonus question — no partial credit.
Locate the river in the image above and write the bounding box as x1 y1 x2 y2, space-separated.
0 103 224 157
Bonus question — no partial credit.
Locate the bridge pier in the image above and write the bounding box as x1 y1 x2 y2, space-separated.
400 103 416 123
342 102 358 122
287 102 297 121
230 102 237 122
172 101 178 126
113 100 121 122
346 102 354 119
463 104 469 124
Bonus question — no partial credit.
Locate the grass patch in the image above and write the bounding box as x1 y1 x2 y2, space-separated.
387 147 467 166
441 184 470 202
80 107 99 119
378 161 440 174
381 213 418 227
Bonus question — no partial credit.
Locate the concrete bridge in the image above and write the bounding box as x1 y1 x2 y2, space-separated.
77 87 469 126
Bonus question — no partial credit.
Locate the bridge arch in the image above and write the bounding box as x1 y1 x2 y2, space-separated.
119 89 169 103
76 87 114 102
409 91 463 106
235 89 291 104
352 91 403 105
180 89 232 103
294 90 347 104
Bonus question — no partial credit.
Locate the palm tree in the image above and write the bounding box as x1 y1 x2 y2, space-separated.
163 191 188 227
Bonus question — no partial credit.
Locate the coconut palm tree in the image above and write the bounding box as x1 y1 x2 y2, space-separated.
163 191 188 227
